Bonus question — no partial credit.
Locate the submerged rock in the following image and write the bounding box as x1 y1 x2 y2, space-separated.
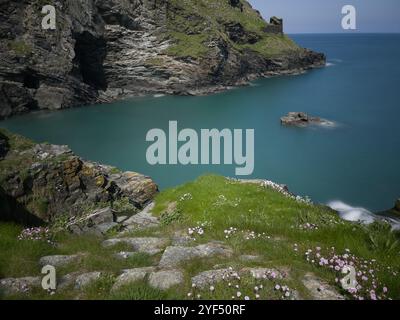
281 112 334 127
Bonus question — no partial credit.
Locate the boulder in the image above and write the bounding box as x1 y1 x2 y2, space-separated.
148 270 184 290
103 237 169 255
159 242 233 268
281 112 334 127
395 198 400 212
112 267 156 291
191 269 234 289
122 202 159 231
302 273 345 300
0 277 41 296
39 255 82 268
74 272 102 290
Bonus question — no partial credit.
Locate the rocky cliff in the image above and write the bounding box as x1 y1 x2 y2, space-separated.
0 129 158 227
0 0 325 119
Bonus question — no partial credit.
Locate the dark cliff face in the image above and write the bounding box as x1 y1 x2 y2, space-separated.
0 129 158 225
0 0 325 119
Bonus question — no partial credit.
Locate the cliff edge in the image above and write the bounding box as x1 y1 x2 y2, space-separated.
0 0 325 119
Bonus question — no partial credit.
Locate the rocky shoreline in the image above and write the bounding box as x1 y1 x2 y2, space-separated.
0 129 158 230
0 0 325 119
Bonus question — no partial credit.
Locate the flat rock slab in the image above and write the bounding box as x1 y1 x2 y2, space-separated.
191 267 287 289
122 202 159 231
39 254 82 268
112 267 156 291
192 269 237 289
149 270 184 290
171 230 195 246
159 242 233 268
103 237 169 255
57 273 80 291
114 251 138 259
242 267 287 280
0 277 41 296
239 255 261 262
75 272 102 290
302 273 345 300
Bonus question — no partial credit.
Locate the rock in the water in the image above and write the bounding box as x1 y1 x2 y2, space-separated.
302 273 345 300
281 112 334 127
159 242 233 268
75 272 102 290
112 267 156 291
39 255 82 268
148 270 184 290
0 277 41 296
103 237 168 255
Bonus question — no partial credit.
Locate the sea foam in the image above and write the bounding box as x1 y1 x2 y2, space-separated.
328 200 400 229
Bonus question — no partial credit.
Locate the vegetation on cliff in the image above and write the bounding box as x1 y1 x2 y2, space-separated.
165 0 299 59
1 171 399 300
0 0 325 119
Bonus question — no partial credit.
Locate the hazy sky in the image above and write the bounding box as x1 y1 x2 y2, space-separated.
248 0 400 33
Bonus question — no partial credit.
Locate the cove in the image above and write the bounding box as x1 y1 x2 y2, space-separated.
1 34 400 212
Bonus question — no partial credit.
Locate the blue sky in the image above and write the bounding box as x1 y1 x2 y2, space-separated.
248 0 400 33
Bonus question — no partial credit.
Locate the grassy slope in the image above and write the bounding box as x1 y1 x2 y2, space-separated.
1 175 399 300
165 0 300 59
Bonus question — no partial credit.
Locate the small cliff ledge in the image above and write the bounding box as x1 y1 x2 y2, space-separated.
0 129 158 226
0 0 325 119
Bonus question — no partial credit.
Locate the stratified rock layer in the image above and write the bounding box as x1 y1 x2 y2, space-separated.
0 0 325 119
0 129 158 224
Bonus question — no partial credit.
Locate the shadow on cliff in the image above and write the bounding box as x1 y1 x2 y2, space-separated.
0 187 44 227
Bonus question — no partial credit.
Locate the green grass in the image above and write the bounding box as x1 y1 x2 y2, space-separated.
1 175 399 300
0 224 56 278
164 0 301 59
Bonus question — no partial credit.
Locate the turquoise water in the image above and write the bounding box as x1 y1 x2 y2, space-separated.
1 34 399 212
